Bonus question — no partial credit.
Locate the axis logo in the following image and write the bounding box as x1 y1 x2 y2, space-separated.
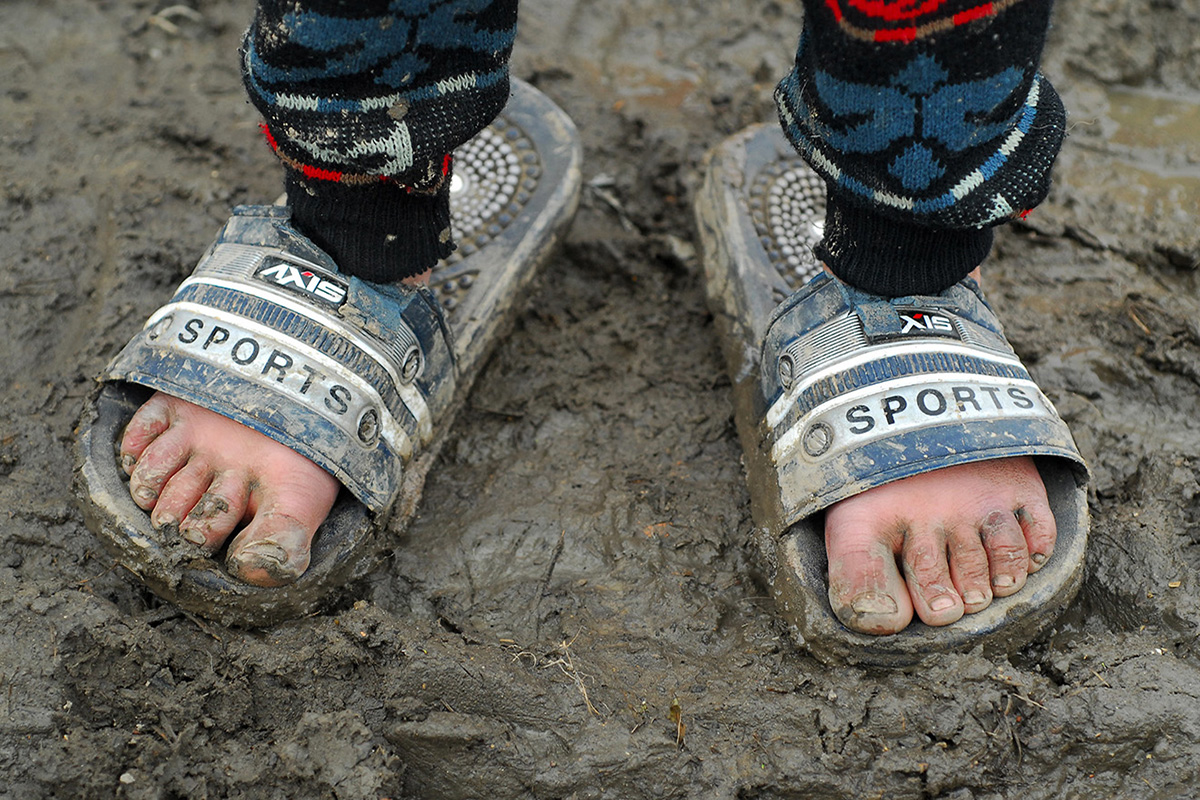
898 310 958 337
254 258 347 306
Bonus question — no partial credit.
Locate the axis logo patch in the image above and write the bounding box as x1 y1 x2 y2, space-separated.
254 258 348 306
896 308 961 338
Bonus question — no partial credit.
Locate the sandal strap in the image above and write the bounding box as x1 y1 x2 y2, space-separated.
760 272 1086 527
103 205 456 515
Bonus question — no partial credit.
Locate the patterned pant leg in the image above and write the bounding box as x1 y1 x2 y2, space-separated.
244 0 518 188
241 0 519 281
776 0 1066 295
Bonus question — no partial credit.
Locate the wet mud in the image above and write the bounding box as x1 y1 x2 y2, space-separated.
2 0 1200 797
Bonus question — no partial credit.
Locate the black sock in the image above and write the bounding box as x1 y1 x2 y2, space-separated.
816 196 993 296
285 171 454 284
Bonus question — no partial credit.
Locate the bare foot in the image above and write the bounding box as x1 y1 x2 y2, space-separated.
824 457 1055 634
115 269 430 587
118 391 340 587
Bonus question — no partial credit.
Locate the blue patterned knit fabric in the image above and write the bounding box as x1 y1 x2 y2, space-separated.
238 0 1063 293
243 0 517 190
776 0 1066 294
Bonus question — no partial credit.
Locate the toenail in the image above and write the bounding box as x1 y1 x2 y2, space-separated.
134 486 157 503
963 590 988 606
993 574 1016 588
181 527 207 546
120 454 136 474
850 592 898 616
153 514 178 532
237 541 289 566
1031 552 1047 566
930 595 956 612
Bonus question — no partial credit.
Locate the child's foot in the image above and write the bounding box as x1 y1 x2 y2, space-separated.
824 457 1055 634
820 266 1057 635
117 264 435 587
695 123 1088 655
74 79 582 623
119 391 339 587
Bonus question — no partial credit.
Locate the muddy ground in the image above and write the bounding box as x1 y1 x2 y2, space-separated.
3 0 1200 797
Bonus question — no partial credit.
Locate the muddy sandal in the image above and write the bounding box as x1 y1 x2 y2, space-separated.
695 123 1089 665
74 78 582 626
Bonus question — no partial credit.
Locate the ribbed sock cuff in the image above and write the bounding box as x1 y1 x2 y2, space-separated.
285 171 454 283
815 196 994 297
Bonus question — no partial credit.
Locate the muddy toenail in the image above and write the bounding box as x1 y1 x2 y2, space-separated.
850 592 898 616
930 595 956 612
963 590 987 606
120 454 136 474
993 574 1016 588
1030 552 1047 566
153 514 178 532
134 486 157 503
237 541 289 566
181 527 207 546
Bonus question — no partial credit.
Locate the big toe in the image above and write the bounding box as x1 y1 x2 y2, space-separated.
825 523 914 635
226 512 314 587
225 477 336 587
832 588 913 636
